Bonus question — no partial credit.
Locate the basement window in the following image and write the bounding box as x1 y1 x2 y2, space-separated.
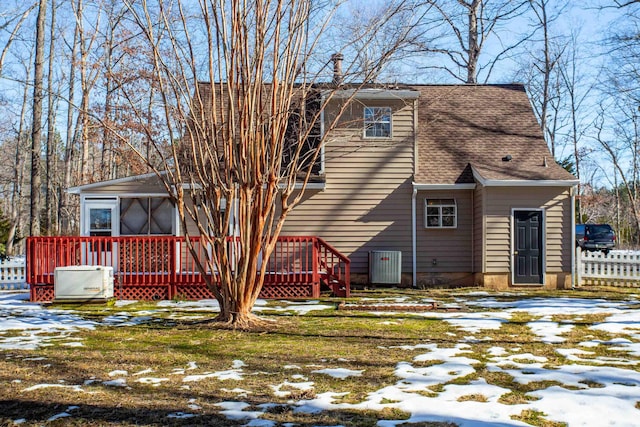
425 199 457 228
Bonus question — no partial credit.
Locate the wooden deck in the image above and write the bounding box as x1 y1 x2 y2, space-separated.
26 236 350 302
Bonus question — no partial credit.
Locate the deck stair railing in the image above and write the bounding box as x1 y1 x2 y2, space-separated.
316 237 350 297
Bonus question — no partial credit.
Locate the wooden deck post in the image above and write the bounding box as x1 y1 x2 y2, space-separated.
312 238 320 297
169 239 177 299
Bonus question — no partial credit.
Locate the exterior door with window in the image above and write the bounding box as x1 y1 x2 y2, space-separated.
514 210 543 284
82 199 119 268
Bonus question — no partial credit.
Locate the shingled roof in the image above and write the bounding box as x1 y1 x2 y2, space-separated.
414 84 577 185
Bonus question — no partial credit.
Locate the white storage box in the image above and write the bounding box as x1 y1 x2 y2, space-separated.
54 266 114 301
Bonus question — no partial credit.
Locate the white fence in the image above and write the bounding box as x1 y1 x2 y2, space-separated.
2 250 638 290
577 250 640 287
0 258 27 291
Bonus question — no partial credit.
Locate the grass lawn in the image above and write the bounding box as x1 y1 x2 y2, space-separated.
1 287 639 426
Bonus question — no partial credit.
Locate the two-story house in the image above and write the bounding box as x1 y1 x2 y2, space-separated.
29 81 578 301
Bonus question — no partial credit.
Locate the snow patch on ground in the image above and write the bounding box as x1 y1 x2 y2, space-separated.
5 292 640 426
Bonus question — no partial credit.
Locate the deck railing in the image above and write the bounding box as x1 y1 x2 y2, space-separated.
26 235 350 300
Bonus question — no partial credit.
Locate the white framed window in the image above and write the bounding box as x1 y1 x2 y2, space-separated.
425 199 457 228
82 197 118 237
364 106 392 138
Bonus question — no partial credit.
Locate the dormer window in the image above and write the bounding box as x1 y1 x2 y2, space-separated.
364 106 392 138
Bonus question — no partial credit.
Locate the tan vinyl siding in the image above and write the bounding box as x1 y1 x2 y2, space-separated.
414 190 473 273
327 98 414 139
482 186 572 274
484 213 511 272
541 189 572 272
282 97 415 274
473 185 485 273
183 198 207 237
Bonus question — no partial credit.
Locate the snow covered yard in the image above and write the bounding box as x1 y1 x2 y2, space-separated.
1 289 640 426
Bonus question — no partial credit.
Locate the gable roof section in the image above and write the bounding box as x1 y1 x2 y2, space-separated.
67 171 169 194
67 169 325 195
68 84 576 195
414 84 577 186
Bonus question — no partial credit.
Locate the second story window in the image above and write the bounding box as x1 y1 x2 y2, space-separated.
364 106 392 138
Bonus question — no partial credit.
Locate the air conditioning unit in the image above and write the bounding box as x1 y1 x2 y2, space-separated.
369 251 402 285
54 266 114 301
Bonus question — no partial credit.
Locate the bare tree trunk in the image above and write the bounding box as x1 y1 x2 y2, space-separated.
100 17 115 181
76 0 102 184
30 0 47 237
7 55 34 255
467 0 480 84
0 3 37 76
547 30 592 224
145 85 154 170
538 0 551 154
615 172 621 245
77 0 90 183
60 0 80 235
633 114 639 215
596 117 640 245
416 0 528 83
518 0 568 159
558 42 581 219
45 0 57 235
569 80 581 221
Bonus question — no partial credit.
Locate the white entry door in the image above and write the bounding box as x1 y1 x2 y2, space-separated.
82 199 119 268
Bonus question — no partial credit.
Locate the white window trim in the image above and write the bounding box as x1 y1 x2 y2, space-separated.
83 199 119 237
424 198 457 229
81 194 178 237
363 106 392 139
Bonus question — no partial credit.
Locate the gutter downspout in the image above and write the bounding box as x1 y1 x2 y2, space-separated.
412 186 417 288
411 98 419 289
320 92 326 175
571 186 576 289
471 189 474 273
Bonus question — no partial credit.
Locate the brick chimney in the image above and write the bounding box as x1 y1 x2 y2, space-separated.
331 53 344 85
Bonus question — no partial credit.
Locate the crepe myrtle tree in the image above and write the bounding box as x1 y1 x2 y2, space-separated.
115 0 416 328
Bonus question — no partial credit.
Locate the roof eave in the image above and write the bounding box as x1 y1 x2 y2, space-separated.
325 88 420 100
284 182 325 191
69 173 324 194
413 183 476 190
472 167 579 187
480 179 579 187
66 171 167 194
